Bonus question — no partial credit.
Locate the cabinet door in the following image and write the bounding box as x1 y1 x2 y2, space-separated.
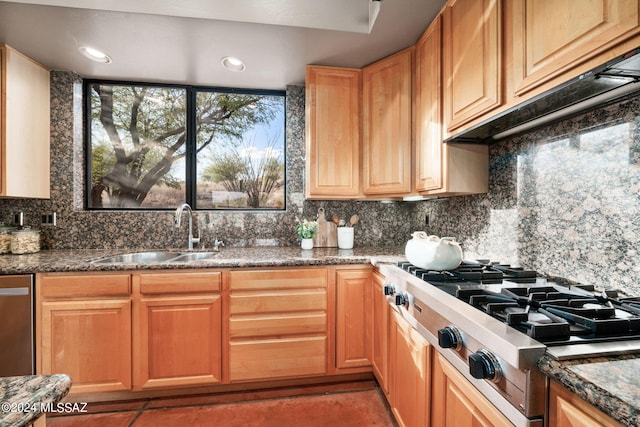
305 66 361 199
548 380 623 427
335 268 371 369
511 0 640 97
432 352 513 427
443 0 501 132
389 310 431 427
371 271 389 394
415 15 443 192
362 48 413 196
416 15 489 197
40 299 131 394
134 295 222 390
0 45 50 198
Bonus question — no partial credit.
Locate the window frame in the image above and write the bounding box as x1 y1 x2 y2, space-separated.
84 79 287 211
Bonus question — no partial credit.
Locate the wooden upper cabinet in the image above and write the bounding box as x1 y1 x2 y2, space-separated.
415 16 443 192
510 0 640 97
362 48 413 196
305 66 361 199
443 0 501 133
415 15 489 197
0 45 50 198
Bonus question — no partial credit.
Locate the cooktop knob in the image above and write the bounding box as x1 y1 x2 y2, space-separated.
383 284 396 296
468 349 502 383
437 326 462 351
394 293 407 306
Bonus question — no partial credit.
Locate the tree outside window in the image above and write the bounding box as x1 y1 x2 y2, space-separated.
87 82 285 210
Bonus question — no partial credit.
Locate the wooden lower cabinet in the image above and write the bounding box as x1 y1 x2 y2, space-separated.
370 271 389 394
432 352 513 427
228 268 329 381
548 380 622 427
230 336 327 381
133 271 222 390
38 271 223 394
38 273 132 394
389 310 431 427
335 268 372 370
38 266 377 397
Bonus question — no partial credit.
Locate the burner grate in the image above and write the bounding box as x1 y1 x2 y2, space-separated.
397 260 508 283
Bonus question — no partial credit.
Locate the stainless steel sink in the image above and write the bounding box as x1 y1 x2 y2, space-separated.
170 252 220 262
91 251 184 264
91 250 221 264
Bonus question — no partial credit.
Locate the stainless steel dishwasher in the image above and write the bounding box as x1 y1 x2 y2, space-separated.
0 274 35 376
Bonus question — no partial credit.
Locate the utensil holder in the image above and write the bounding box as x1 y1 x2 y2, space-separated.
337 227 354 249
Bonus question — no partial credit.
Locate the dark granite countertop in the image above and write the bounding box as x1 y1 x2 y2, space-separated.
538 354 640 426
7 247 637 427
0 245 407 274
0 374 71 427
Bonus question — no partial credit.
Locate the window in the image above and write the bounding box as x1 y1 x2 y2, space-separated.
86 81 286 210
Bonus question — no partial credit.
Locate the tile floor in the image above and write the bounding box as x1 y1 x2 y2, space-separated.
46 380 396 427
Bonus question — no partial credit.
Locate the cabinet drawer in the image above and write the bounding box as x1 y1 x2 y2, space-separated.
138 271 221 294
230 269 327 290
230 313 327 339
230 336 327 381
230 290 327 314
40 273 131 298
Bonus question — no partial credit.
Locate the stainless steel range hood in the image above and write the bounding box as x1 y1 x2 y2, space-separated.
445 47 640 144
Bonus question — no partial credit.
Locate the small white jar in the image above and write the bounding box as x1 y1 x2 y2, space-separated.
337 227 354 249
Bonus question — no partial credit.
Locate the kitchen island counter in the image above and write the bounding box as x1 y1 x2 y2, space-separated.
0 374 71 427
0 245 406 274
538 354 640 427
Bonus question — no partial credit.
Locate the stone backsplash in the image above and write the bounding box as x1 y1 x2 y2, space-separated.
2 71 638 293
0 72 412 250
412 93 640 293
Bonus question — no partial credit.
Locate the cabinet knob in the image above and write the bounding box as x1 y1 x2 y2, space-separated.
468 349 502 383
437 326 462 351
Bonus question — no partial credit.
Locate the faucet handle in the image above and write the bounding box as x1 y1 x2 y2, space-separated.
213 238 225 251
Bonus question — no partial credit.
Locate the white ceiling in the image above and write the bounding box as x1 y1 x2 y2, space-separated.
0 0 445 89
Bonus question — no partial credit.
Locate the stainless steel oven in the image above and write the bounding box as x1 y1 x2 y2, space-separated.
0 274 35 376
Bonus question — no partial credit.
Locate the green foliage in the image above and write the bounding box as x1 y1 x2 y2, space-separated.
202 137 284 208
89 83 283 208
296 219 318 240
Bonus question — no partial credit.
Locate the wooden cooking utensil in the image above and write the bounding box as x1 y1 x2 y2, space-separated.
349 214 360 227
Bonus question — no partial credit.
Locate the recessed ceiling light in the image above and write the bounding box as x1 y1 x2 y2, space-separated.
79 46 112 64
221 56 246 72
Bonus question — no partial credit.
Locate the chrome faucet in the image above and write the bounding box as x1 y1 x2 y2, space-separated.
174 203 200 250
